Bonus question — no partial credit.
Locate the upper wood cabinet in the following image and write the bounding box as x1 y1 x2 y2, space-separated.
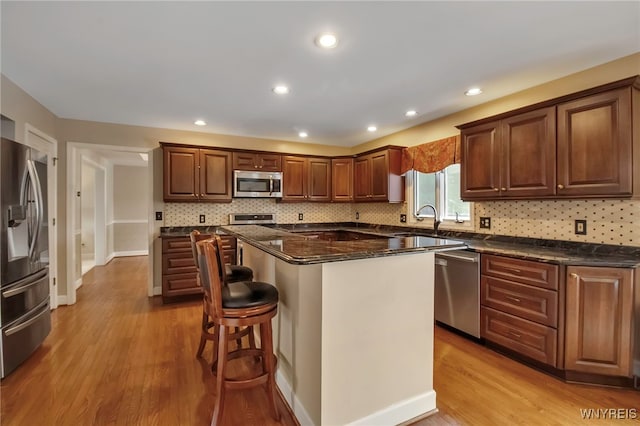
461 107 556 199
557 88 632 196
232 152 281 171
354 148 404 202
163 145 232 202
282 156 331 202
459 77 639 200
331 158 354 202
564 266 634 377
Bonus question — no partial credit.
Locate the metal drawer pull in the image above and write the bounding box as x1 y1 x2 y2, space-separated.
506 295 521 303
504 267 521 274
507 330 522 339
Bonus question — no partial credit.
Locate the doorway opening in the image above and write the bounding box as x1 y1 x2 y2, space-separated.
66 142 154 305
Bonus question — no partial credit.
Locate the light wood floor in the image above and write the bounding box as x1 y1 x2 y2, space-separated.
1 256 638 425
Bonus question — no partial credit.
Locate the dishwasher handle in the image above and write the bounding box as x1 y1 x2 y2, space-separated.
435 252 479 263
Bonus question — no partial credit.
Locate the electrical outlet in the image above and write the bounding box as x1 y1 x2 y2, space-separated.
155 211 163 221
298 213 303 221
575 219 587 235
400 214 407 223
355 212 360 220
479 217 491 229
199 214 205 224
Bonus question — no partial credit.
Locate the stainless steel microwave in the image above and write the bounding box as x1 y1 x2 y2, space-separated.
233 170 283 198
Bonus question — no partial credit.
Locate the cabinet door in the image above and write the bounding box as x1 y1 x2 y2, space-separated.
370 151 389 201
460 121 501 199
501 107 556 197
282 156 307 201
257 154 282 172
332 158 354 202
307 158 331 201
565 266 633 376
557 88 632 196
199 149 232 202
232 152 258 170
354 156 371 201
163 147 199 201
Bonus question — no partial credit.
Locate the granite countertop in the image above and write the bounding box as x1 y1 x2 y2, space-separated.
219 225 466 265
159 223 640 268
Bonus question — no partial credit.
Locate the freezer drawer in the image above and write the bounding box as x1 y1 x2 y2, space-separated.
1 268 48 326
1 298 51 378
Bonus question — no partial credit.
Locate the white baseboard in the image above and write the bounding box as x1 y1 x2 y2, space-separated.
346 390 437 426
75 277 83 290
276 370 315 426
113 250 148 257
105 253 115 264
153 286 162 296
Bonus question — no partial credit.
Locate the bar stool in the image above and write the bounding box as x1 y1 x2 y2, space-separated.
196 237 280 425
189 230 254 360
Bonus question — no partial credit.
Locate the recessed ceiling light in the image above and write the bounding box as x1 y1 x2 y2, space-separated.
298 131 308 138
405 110 418 117
465 87 483 96
315 33 338 49
194 120 206 126
273 85 290 95
367 125 377 132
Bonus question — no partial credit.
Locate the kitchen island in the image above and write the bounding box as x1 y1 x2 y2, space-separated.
220 225 465 426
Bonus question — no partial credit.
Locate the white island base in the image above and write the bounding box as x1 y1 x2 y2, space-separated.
242 244 436 426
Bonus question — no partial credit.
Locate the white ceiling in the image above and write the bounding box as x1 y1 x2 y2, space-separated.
2 1 638 147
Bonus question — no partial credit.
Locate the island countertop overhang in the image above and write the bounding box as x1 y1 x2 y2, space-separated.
219 224 466 265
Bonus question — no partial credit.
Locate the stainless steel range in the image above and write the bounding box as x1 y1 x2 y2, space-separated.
228 213 276 265
228 213 276 225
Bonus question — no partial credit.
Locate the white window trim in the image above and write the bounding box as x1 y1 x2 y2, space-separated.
409 169 474 230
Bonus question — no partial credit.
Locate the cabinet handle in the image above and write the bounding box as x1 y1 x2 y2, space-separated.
508 331 522 339
557 184 564 189
493 188 499 191
501 187 506 191
504 267 521 274
506 295 521 303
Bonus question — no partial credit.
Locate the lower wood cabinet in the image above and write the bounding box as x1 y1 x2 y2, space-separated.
481 307 557 366
564 266 634 377
161 235 237 303
480 254 561 367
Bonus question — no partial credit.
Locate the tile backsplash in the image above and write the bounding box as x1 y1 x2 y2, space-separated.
164 198 639 247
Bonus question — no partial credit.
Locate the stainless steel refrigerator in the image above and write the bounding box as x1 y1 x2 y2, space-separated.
0 137 51 378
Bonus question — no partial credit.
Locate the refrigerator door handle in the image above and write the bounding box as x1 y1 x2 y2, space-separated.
2 268 48 298
25 159 43 262
4 300 49 337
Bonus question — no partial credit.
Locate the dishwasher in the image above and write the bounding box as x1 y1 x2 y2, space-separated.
434 250 480 338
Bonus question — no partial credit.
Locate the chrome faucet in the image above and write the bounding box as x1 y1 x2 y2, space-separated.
416 203 441 234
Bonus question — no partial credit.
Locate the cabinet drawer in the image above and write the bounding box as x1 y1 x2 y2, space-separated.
219 235 236 251
162 237 192 253
482 254 558 290
162 272 201 298
162 252 197 275
222 250 236 266
481 276 558 327
481 307 557 366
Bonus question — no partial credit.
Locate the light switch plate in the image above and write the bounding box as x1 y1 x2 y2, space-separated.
575 219 587 235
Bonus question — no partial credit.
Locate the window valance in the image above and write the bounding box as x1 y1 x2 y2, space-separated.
400 135 460 175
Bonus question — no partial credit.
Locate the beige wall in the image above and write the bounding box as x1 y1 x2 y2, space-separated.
113 165 148 254
2 52 639 299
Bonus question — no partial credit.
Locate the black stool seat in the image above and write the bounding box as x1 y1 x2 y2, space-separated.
226 265 254 283
223 281 279 309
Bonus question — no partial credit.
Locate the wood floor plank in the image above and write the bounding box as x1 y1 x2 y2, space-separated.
1 256 638 425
